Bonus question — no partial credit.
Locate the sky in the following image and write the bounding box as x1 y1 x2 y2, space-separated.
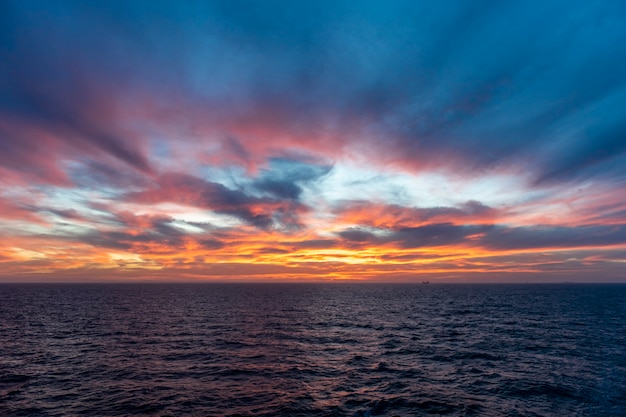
1 0 626 282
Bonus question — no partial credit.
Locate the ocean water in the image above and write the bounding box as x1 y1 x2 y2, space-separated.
0 283 625 417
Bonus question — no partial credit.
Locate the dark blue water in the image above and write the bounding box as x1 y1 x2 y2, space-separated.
0 284 625 416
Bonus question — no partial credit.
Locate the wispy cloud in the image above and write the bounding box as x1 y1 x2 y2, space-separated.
1 0 626 281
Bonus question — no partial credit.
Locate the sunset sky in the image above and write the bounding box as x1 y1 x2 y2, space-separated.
1 0 626 282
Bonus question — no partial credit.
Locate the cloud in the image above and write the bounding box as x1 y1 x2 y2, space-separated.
334 200 498 228
336 222 491 249
533 109 626 185
2 1 626 281
2 0 625 187
125 172 310 229
0 196 47 224
0 1 154 185
252 158 333 200
392 223 491 248
68 160 154 190
0 118 72 186
77 220 222 254
338 228 377 243
479 224 626 250
336 221 626 252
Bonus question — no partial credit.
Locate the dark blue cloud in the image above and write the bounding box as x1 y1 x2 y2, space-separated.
253 158 333 200
338 228 377 243
393 224 491 249
2 0 625 186
0 1 154 178
337 222 626 250
125 172 310 230
198 239 225 250
337 223 491 248
480 224 626 250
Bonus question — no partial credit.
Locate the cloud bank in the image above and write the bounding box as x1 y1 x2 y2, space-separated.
1 0 626 281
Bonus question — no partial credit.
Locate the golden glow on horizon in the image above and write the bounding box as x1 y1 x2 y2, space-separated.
3 224 626 281
2 149 626 282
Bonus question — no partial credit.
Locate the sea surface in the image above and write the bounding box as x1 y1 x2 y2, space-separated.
0 283 625 416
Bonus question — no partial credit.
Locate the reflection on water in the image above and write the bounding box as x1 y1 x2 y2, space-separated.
1 283 625 416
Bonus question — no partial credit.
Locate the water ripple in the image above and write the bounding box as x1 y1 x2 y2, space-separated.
0 283 625 416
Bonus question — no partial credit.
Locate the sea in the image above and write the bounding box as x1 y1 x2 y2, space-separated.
0 283 625 416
